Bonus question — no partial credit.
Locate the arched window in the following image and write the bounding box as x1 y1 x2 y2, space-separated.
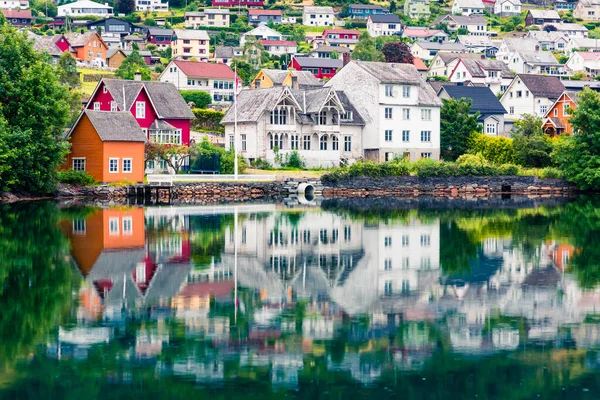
269 133 274 150
320 136 328 151
332 136 339 151
319 110 327 125
274 134 279 150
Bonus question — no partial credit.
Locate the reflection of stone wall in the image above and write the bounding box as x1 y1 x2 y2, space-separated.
323 176 577 198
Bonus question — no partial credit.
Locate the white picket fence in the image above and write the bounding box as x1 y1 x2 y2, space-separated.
146 174 277 185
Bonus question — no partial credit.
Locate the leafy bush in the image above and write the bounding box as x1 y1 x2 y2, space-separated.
191 138 247 175
411 159 460 177
539 167 564 179
284 150 305 169
468 133 515 164
250 158 273 170
57 170 96 186
496 163 520 176
180 91 212 109
191 109 225 132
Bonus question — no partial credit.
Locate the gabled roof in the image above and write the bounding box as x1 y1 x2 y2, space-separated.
458 58 515 78
214 45 241 58
99 79 195 119
368 14 401 23
171 60 236 79
293 57 343 69
544 22 588 32
78 110 147 142
309 45 352 54
520 50 561 66
173 29 209 40
526 30 568 42
543 90 579 118
434 14 486 25
516 74 566 99
457 35 494 47
433 52 482 64
439 86 507 115
527 10 560 19
64 31 101 47
413 41 466 51
402 27 448 38
1 9 32 19
413 57 428 71
304 6 334 13
221 86 289 123
243 25 282 38
248 9 282 16
106 48 126 59
573 51 600 61
28 32 63 57
147 27 174 36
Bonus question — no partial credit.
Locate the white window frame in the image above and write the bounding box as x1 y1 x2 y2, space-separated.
135 101 146 119
122 216 133 236
402 86 410 98
111 101 117 112
109 217 120 236
93 102 100 110
72 157 86 171
421 109 431 121
122 158 132 173
72 219 86 235
385 85 393 97
109 158 119 173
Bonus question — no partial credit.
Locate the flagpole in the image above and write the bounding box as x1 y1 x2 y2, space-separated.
234 63 239 180
234 206 238 324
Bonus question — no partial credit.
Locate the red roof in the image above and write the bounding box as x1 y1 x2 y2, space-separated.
576 51 600 61
403 28 443 37
413 57 428 71
2 9 32 19
173 60 236 79
323 29 360 36
260 40 297 46
248 9 282 15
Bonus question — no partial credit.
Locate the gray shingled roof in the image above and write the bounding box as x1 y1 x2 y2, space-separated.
517 74 566 99
214 45 241 58
260 69 323 88
528 10 560 19
369 14 401 23
309 45 351 54
460 59 514 79
28 32 63 57
439 86 507 115
101 79 194 119
293 57 344 68
436 52 482 64
352 61 422 84
520 50 560 66
147 27 174 36
336 91 365 125
83 110 147 142
222 87 287 123
64 31 97 47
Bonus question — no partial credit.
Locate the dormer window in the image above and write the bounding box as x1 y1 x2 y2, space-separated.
341 111 353 121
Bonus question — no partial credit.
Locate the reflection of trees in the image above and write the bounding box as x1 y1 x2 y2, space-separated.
189 215 234 269
0 202 77 371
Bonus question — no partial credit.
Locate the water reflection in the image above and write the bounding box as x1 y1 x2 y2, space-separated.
4 199 600 397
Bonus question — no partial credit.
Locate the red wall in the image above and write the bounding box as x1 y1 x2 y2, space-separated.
290 58 336 80
56 35 70 52
128 89 158 130
164 118 191 146
88 82 118 111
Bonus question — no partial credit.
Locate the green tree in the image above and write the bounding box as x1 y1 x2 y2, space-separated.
512 114 553 168
554 88 600 189
145 142 190 174
330 50 339 59
144 17 157 26
57 52 80 88
440 98 480 161
381 41 414 64
116 0 136 14
180 90 212 109
352 32 384 62
115 50 152 80
0 17 71 193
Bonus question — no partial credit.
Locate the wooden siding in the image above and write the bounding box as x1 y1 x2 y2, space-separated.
102 208 145 249
67 113 105 182
103 141 145 183
107 51 127 68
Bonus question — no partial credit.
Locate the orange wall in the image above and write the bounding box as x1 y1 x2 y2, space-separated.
102 208 146 249
67 211 105 277
546 94 577 134
102 141 145 183
74 34 107 62
67 114 104 182
108 51 126 68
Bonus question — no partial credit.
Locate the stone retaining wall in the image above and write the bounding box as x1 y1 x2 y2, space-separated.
322 176 577 198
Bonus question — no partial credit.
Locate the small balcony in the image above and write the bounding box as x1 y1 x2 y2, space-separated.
266 123 296 131
312 124 340 134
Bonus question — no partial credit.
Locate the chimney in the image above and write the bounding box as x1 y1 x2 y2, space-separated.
134 70 142 81
342 52 351 66
291 75 298 89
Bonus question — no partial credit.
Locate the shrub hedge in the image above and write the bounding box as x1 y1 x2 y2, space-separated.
191 108 225 132
57 170 96 186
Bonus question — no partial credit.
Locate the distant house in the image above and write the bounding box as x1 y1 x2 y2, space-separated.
123 49 157 65
135 0 168 12
456 35 497 56
367 14 402 37
427 52 483 78
86 78 195 145
106 49 127 68
248 9 282 26
437 85 508 136
525 9 561 26
542 91 579 136
240 25 283 46
28 32 65 63
526 31 569 51
251 69 323 89
308 45 352 59
101 35 121 50
65 31 107 63
493 0 522 16
303 6 335 26
159 60 237 103
323 29 360 49
260 40 297 57
452 0 485 15
212 45 243 65
289 56 343 79
146 27 173 49
1 9 31 27
413 57 428 78
574 0 600 21
66 110 147 183
542 22 589 38
432 14 488 36
448 58 514 94
500 74 566 120
410 41 467 61
86 17 147 37
402 27 449 42
122 34 146 50
0 0 29 10
404 0 431 19
566 37 600 53
348 3 389 19
496 37 567 76
184 9 230 28
565 51 600 76
171 29 210 60
211 0 263 6
58 0 114 17
556 0 576 10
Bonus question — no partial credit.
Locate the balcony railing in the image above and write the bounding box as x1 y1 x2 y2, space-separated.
312 124 340 133
266 123 296 131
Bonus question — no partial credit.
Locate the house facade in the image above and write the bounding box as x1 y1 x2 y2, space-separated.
452 0 485 15
327 61 443 162
1 9 31 27
499 74 566 121
543 22 589 38
58 0 114 17
493 0 522 16
542 91 578 136
86 78 195 146
574 0 600 21
65 31 107 63
432 14 488 36
106 49 127 68
496 38 567 75
184 9 230 28
0 0 29 9
251 69 323 89
171 30 210 61
86 17 147 36
449 58 514 94
211 0 263 6
565 51 600 76
348 3 389 19
260 40 298 57
308 45 352 59
290 57 343 79
147 27 173 49
248 9 282 25
303 6 335 26
402 27 449 42
410 41 467 61
159 60 237 103
525 10 561 26
212 46 243 65
404 0 431 19
135 0 168 11
367 15 402 37
221 86 364 168
426 52 481 78
323 29 360 49
66 110 147 183
240 25 282 46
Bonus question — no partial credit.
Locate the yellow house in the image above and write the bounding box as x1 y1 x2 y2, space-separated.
251 69 323 89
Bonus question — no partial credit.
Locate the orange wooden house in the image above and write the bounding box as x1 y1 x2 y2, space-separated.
66 110 147 183
64 31 107 63
542 91 578 136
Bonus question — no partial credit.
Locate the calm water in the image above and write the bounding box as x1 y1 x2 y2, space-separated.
3 198 600 399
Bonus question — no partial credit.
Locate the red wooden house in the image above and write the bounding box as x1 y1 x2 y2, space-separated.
86 78 195 145
289 56 343 79
211 0 264 6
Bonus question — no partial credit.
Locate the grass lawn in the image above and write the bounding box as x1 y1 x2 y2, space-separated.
78 67 115 96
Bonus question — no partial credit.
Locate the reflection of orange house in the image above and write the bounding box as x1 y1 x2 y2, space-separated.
65 31 107 63
542 91 578 136
65 110 147 183
65 208 146 277
552 244 575 271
